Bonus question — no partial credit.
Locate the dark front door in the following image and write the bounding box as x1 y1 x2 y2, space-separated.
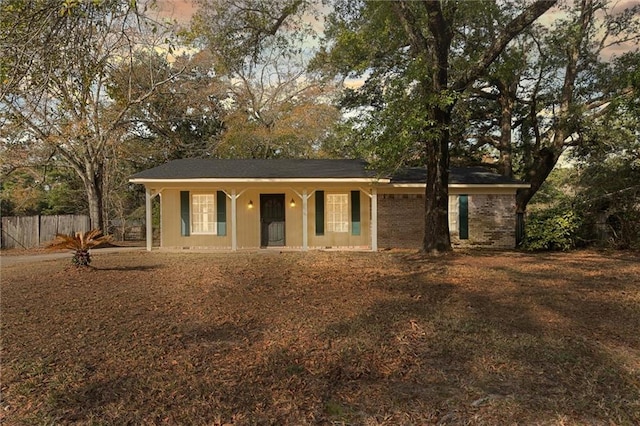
260 194 285 247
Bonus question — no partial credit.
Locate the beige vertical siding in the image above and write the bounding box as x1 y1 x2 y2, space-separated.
307 188 371 249
235 189 305 248
161 189 232 249
158 185 371 250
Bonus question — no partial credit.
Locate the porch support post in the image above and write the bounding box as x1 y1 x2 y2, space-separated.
145 187 153 251
302 189 308 251
293 189 314 251
231 188 237 251
371 187 378 251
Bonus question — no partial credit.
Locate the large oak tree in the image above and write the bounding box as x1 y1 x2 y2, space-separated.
316 0 556 253
462 0 639 214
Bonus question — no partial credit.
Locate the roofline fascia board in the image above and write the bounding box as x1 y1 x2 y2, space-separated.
129 178 390 184
389 183 531 189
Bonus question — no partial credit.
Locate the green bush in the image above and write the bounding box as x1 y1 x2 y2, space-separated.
522 207 582 251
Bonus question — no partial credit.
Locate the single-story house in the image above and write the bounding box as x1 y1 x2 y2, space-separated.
129 159 529 251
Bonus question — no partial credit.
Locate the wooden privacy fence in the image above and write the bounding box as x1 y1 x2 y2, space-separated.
0 215 90 249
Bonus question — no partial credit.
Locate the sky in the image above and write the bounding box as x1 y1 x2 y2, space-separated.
151 0 639 63
152 0 328 33
153 0 640 23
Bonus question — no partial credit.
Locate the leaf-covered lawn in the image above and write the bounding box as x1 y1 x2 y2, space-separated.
2 250 639 425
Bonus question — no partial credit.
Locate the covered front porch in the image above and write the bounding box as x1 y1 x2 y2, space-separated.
142 183 379 252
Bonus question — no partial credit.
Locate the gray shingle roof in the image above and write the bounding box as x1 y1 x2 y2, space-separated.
391 166 526 185
130 159 526 185
130 159 374 179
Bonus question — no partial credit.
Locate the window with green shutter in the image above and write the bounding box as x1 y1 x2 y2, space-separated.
459 194 469 239
216 191 227 236
191 194 216 234
180 191 190 236
326 193 348 233
315 190 324 235
351 190 361 235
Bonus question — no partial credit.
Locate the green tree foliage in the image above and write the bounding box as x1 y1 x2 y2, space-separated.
41 169 87 216
524 59 639 251
576 157 640 249
572 76 640 248
315 0 556 252
0 163 91 217
457 0 640 214
528 167 577 207
0 170 47 216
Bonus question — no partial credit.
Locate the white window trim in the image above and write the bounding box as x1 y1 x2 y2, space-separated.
448 195 459 234
326 193 349 233
191 193 217 235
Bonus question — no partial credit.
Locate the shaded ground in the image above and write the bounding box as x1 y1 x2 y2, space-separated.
0 246 145 267
1 250 639 425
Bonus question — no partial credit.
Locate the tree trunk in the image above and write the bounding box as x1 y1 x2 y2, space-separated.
423 109 452 253
517 1 591 214
82 166 106 232
419 1 454 254
516 146 561 213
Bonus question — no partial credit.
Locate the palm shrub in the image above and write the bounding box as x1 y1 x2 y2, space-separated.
48 229 112 266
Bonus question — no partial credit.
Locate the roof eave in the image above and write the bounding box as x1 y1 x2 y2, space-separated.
129 177 389 184
390 183 531 189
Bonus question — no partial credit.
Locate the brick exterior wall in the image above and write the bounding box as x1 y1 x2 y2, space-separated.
378 194 425 249
463 193 516 248
377 193 517 249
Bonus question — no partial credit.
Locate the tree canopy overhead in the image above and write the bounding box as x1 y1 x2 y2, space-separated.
452 0 640 213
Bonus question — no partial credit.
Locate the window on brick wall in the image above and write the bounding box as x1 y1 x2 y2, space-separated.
448 195 459 233
449 195 469 239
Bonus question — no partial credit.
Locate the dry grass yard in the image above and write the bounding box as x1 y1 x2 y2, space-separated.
1 249 639 425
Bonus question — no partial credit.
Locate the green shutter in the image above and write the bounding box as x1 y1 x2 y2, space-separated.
459 195 469 240
216 191 227 236
315 190 324 236
180 191 190 236
351 190 361 235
